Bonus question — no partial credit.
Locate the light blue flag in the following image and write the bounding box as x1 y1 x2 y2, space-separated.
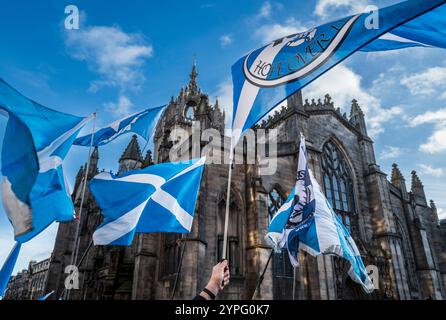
231 0 446 147
90 157 206 246
0 242 21 298
74 105 166 147
37 290 54 300
266 137 374 293
0 79 92 243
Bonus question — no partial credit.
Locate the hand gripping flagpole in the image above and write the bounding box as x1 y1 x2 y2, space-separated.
66 112 97 300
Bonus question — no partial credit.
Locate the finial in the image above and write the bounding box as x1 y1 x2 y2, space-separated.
411 170 424 189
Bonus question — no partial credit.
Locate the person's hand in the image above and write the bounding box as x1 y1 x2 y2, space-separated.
202 260 230 299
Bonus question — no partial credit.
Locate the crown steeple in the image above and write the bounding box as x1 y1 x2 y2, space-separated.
188 61 198 94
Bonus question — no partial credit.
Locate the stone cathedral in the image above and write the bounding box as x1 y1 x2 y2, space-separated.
44 65 446 300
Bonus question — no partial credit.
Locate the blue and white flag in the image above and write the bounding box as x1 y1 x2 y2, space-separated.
266 136 374 293
0 242 21 298
231 0 446 146
37 290 54 300
74 105 165 147
0 79 92 243
90 157 206 246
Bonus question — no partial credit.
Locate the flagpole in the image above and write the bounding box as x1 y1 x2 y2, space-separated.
292 266 297 300
66 112 97 300
251 250 273 300
221 157 233 260
171 234 188 300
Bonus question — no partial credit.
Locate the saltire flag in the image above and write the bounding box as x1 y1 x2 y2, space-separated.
37 290 54 300
0 79 92 243
0 79 91 296
90 157 206 245
266 136 374 293
231 0 446 147
74 105 166 147
0 242 21 298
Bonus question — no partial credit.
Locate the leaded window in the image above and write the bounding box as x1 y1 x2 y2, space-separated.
321 141 355 231
268 189 294 278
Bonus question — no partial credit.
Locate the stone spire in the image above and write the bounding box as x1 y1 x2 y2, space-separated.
118 135 143 174
120 135 143 162
411 170 423 189
391 163 408 196
188 61 198 94
349 99 368 136
391 163 404 185
411 170 427 204
88 146 99 176
142 150 153 168
430 200 437 211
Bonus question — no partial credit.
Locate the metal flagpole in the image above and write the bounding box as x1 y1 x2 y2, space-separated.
66 112 97 300
171 234 188 300
292 266 297 300
221 157 233 260
251 250 273 300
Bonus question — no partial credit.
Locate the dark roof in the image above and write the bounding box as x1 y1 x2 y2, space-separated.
120 135 143 162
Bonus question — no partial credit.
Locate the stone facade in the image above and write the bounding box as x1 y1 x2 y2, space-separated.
4 257 50 300
44 65 446 300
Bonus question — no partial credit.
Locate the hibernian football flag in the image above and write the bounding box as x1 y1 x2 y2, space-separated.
74 105 165 147
231 0 446 147
0 79 90 297
90 157 206 246
266 136 374 293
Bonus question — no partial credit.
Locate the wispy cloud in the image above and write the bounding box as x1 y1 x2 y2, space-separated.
257 2 272 19
219 34 232 47
379 146 402 160
65 25 153 114
401 67 446 98
409 108 446 154
254 17 307 44
438 207 446 220
304 64 404 138
104 95 133 116
314 0 368 19
419 164 444 176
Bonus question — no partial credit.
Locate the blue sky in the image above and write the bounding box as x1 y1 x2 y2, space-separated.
1 0 445 273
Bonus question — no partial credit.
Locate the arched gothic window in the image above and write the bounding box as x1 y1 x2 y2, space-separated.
267 188 294 299
268 188 284 223
218 200 242 276
321 141 355 231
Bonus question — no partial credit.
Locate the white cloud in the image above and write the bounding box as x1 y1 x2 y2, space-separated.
219 34 232 47
409 108 446 127
258 2 272 19
438 208 446 220
409 108 446 154
401 67 446 97
104 95 133 116
379 146 402 160
66 25 153 114
254 17 307 44
314 0 367 19
419 164 444 176
303 64 404 138
420 128 446 154
213 79 233 128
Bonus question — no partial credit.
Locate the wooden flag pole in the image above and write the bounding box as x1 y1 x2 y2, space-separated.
66 112 97 300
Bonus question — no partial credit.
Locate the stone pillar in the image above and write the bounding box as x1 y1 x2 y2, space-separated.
132 233 158 299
